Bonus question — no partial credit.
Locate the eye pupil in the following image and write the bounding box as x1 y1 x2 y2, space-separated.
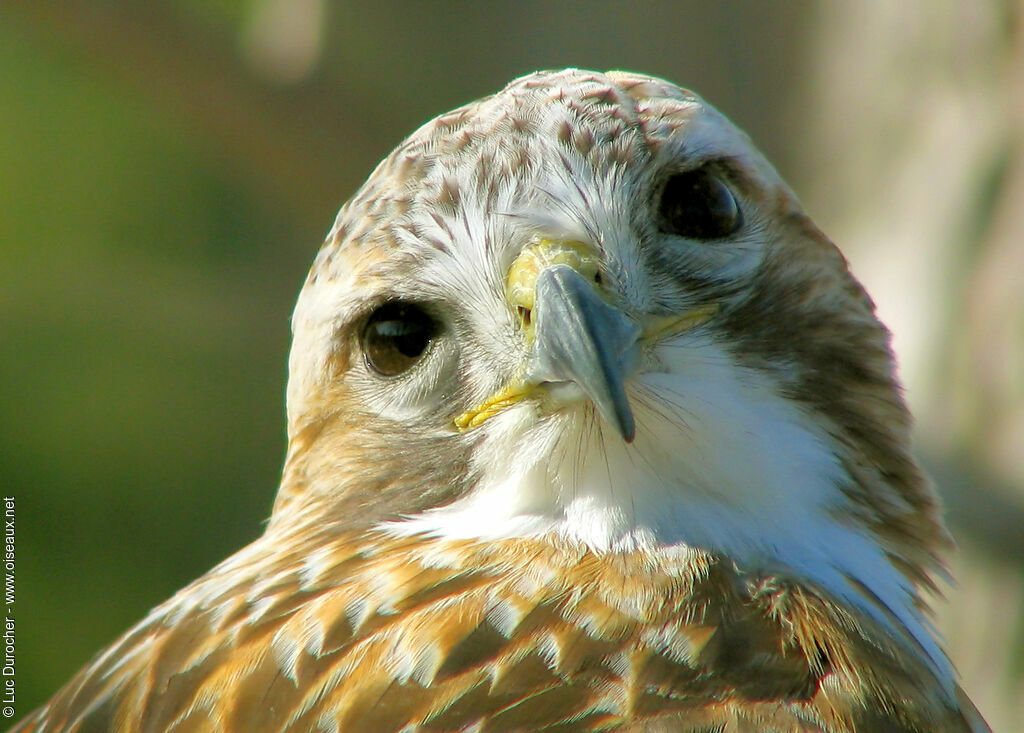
362 303 437 376
657 167 741 240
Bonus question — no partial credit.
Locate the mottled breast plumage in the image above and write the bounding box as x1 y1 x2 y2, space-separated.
16 529 974 731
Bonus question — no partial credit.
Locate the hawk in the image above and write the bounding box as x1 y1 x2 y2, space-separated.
20 69 987 732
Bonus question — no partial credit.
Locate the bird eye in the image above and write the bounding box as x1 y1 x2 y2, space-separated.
361 302 438 377
657 167 741 240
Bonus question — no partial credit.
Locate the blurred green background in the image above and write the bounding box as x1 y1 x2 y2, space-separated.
5 1 1023 729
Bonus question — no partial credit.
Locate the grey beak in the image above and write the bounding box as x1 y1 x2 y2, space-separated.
526 265 640 442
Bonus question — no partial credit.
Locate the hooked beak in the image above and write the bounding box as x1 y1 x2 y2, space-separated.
525 263 640 440
455 239 714 442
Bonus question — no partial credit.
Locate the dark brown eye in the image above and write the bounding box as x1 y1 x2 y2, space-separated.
362 302 438 377
657 167 741 240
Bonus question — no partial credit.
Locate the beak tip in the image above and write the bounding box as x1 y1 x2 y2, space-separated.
619 412 636 443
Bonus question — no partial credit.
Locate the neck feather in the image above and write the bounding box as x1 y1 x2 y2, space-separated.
386 337 954 692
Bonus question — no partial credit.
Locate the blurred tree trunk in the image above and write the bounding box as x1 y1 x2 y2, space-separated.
801 2 1024 729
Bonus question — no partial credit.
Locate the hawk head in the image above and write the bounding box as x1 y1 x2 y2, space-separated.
23 69 985 733
280 69 951 687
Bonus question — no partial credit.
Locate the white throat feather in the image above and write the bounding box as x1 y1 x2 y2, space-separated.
385 334 955 694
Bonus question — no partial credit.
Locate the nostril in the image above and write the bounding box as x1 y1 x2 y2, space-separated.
517 306 532 327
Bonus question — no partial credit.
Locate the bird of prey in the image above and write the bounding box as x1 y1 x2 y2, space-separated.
20 69 987 732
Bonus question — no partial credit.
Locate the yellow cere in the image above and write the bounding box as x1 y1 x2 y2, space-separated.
455 238 717 432
504 238 603 340
456 239 603 432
